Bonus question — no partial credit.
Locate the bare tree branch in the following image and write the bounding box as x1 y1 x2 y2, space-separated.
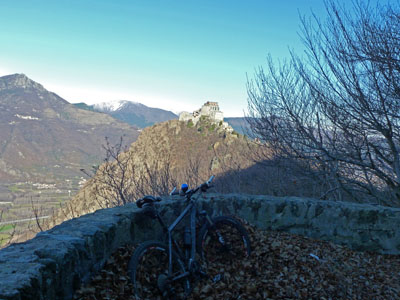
247 0 400 206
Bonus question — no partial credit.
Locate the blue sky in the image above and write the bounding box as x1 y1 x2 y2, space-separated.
0 0 329 116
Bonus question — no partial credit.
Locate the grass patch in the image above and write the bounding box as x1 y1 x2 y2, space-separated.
0 224 14 232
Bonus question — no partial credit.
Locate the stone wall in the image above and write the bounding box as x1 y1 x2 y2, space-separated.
1 194 400 299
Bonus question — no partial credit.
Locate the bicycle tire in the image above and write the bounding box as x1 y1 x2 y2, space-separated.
197 216 251 272
128 240 189 300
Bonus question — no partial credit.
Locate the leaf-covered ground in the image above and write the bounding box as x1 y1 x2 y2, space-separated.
73 221 400 300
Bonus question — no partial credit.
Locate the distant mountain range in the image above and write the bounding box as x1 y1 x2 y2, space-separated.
0 74 139 183
0 73 250 185
74 100 178 128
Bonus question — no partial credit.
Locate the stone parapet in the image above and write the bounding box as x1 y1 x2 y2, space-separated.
1 194 400 299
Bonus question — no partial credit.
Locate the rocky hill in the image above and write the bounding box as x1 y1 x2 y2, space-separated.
74 100 178 128
56 117 260 220
0 74 139 183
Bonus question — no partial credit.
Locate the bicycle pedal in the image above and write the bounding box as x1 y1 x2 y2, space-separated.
157 274 168 292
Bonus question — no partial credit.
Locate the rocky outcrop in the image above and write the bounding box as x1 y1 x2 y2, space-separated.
0 74 46 92
59 119 256 221
1 194 400 299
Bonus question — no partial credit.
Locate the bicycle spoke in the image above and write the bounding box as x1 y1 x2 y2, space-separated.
199 217 251 280
128 241 189 299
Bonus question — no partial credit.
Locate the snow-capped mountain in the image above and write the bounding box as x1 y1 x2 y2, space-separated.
93 100 135 112
74 100 178 128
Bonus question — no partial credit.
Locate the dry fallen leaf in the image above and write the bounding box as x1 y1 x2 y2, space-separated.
73 220 400 300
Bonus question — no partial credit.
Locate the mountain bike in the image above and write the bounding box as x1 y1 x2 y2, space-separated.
128 175 251 299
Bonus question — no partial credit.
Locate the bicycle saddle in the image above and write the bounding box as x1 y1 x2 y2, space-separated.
136 195 162 208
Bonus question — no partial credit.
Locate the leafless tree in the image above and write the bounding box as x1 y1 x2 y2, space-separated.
247 0 400 206
0 209 16 249
94 136 136 206
134 152 178 197
29 198 47 233
182 154 203 188
80 136 179 210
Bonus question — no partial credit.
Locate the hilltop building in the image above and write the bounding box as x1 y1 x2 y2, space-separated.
179 101 233 132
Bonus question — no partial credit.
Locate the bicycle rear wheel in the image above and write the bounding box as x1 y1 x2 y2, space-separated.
197 216 251 276
128 240 189 299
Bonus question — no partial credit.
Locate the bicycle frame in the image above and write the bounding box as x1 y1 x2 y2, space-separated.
140 175 214 290
131 175 253 299
167 198 197 280
153 187 208 284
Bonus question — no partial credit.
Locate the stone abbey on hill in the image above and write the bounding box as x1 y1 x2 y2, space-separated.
179 101 233 132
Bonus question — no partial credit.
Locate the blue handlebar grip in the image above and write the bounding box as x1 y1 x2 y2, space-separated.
181 183 189 192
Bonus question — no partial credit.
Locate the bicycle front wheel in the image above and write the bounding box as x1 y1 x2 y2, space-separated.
198 216 251 272
128 240 189 299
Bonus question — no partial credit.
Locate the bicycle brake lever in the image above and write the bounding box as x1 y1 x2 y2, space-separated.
206 175 215 185
169 187 177 196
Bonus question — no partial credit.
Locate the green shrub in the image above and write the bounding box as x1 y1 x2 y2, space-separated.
187 120 194 128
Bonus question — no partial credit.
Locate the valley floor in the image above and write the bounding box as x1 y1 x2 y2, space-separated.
0 180 82 246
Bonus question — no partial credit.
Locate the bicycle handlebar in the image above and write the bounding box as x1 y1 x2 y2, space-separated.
190 175 215 195
138 176 215 209
169 175 215 197
206 175 214 185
